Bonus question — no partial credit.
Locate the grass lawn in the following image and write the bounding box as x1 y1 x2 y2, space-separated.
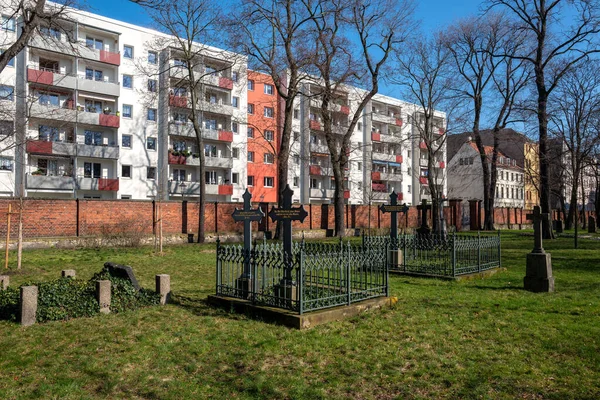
0 231 599 399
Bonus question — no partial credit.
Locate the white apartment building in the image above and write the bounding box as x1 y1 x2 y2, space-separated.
447 141 525 208
0 3 246 201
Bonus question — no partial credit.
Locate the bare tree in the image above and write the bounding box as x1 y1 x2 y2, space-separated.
488 0 600 238
549 63 600 245
305 0 414 237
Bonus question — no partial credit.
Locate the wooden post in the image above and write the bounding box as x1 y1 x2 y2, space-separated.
5 204 11 269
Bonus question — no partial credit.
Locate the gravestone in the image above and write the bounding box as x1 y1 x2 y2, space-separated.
268 185 308 301
231 189 264 298
104 262 140 291
588 216 596 233
416 199 431 235
524 206 554 292
20 286 38 326
379 191 409 268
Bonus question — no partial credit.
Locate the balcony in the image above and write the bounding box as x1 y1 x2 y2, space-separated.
371 171 381 180
77 77 120 97
371 112 396 125
76 144 119 159
27 140 76 157
371 152 397 163
77 177 119 191
169 122 195 138
310 120 322 131
309 165 322 176
310 142 329 154
419 177 428 185
371 132 381 142
344 190 350 199
77 112 120 128
201 100 233 116
379 172 403 182
218 77 233 90
419 158 428 167
29 36 121 66
310 188 335 198
371 183 387 192
169 95 189 108
203 129 233 142
169 181 232 197
200 157 233 169
26 174 74 191
419 142 428 150
168 153 187 165
29 103 77 123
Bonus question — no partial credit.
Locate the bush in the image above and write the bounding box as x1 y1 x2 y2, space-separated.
0 267 160 323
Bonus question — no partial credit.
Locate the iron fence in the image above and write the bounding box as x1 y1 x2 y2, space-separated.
363 232 501 278
216 240 388 314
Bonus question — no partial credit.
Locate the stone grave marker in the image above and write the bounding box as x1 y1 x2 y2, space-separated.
416 199 431 235
104 262 140 291
588 216 596 233
380 191 409 268
524 206 554 292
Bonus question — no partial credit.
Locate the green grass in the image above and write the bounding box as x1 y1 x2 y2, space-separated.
0 232 599 399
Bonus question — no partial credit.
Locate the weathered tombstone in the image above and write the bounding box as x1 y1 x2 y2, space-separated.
20 285 38 326
524 206 554 292
416 199 431 236
588 216 596 233
0 275 8 290
231 189 264 298
104 262 140 291
155 274 171 305
96 280 111 314
553 219 563 234
268 185 308 301
61 269 76 278
379 191 409 268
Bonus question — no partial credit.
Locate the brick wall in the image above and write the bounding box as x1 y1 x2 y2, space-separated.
0 198 546 240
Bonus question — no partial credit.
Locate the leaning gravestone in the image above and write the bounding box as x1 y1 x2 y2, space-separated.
524 206 554 292
588 216 596 233
104 262 140 291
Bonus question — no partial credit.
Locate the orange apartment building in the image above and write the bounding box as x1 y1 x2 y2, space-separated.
246 71 279 203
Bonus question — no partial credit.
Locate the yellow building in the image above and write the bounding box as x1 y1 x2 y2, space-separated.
524 142 540 210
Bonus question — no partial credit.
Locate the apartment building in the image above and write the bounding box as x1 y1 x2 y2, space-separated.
447 141 525 208
0 4 445 205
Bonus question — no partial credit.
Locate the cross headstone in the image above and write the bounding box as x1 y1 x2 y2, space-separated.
232 189 264 276
379 191 409 239
268 184 308 283
526 206 548 254
416 199 431 235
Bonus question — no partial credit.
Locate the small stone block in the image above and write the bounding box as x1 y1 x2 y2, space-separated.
388 250 403 268
155 274 171 305
20 286 38 326
0 275 9 290
61 269 76 278
96 280 111 314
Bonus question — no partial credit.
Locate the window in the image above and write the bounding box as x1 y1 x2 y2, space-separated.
85 67 103 81
310 178 318 189
123 75 133 89
84 130 103 145
85 99 102 113
173 113 187 123
40 26 60 39
0 157 13 171
407 185 411 193
293 176 299 187
247 151 255 162
174 58 187 67
357 162 362 170
147 137 157 150
248 80 254 90
39 92 59 107
229 173 238 184
148 79 157 92
247 127 254 138
0 85 14 101
84 162 102 179
0 120 12 136
264 84 274 95
173 169 186 181
293 131 299 141
205 171 218 185
265 130 274 141
122 165 132 178
122 135 132 148
123 45 134 59
123 104 132 118
147 108 157 121
247 176 254 186
264 177 274 187
232 71 238 82
0 50 14 67
1 15 16 31
264 153 274 164
247 103 254 114
121 195 131 200
147 167 156 180
264 107 274 118
232 122 238 134
293 109 299 119
148 51 157 64
86 37 103 50
232 148 239 159
294 155 299 165
39 125 59 141
204 144 217 158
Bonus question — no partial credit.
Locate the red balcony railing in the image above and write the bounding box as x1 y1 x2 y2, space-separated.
396 155 403 164
98 178 119 191
309 165 322 176
310 120 322 131
99 50 120 66
218 184 233 195
371 171 381 180
168 153 187 165
438 161 445 169
419 177 428 185
99 113 120 128
372 183 387 192
371 132 381 142
218 130 233 142
218 77 234 90
27 68 53 85
344 190 350 199
169 95 188 108
26 140 53 155
395 118 403 127
340 105 350 115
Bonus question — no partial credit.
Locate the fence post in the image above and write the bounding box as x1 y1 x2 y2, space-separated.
403 234 407 273
347 242 351 306
452 232 456 277
385 241 390 297
299 249 304 315
215 237 221 295
498 229 501 268
477 231 481 273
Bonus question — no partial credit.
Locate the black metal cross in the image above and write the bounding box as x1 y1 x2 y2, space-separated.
232 189 264 276
526 205 547 254
416 199 431 233
379 191 409 239
268 184 308 281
